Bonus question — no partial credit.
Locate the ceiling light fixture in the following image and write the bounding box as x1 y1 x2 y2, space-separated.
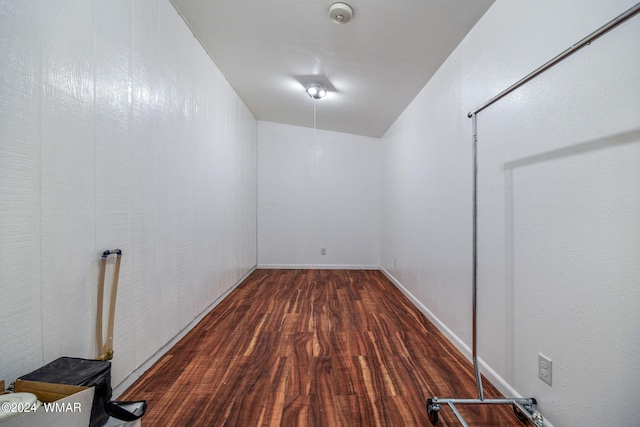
329 2 353 24
306 83 327 99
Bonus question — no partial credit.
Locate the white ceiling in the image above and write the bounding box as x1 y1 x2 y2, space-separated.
170 0 495 138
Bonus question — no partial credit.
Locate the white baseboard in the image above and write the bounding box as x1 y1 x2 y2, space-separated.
379 267 554 426
257 263 379 270
379 268 475 363
112 265 256 397
379 268 531 400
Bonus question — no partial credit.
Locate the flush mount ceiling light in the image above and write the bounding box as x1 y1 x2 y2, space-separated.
329 2 353 24
306 83 327 99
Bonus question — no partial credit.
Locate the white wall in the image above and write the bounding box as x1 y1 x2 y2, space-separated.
0 0 256 393
258 121 380 268
380 1 640 426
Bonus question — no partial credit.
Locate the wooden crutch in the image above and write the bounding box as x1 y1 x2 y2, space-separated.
96 249 122 361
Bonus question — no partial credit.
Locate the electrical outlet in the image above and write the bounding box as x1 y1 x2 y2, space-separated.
538 353 552 386
321 248 326 255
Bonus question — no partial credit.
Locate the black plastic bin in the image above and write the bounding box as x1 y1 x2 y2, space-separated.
19 357 112 427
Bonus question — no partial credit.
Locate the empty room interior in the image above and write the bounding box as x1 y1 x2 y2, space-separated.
1 0 639 426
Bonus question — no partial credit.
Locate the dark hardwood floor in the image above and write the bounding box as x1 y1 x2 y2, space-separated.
121 269 526 426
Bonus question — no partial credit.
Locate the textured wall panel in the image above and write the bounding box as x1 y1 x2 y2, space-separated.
1 0 257 389
131 0 162 369
39 0 96 361
0 0 42 381
476 16 640 424
154 0 182 348
94 0 135 385
175 14 198 328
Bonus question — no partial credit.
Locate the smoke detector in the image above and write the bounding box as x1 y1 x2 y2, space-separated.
329 2 353 24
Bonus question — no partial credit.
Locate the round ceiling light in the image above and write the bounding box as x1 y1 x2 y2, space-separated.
329 2 353 24
306 83 327 99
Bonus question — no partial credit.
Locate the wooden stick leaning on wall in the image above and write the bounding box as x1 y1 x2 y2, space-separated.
97 249 122 361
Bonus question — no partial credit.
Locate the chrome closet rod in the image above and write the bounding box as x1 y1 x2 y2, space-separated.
428 3 640 426
467 2 640 118
471 112 482 400
467 1 640 402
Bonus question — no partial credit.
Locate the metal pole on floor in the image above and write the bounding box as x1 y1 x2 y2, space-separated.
471 113 483 401
427 3 640 426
